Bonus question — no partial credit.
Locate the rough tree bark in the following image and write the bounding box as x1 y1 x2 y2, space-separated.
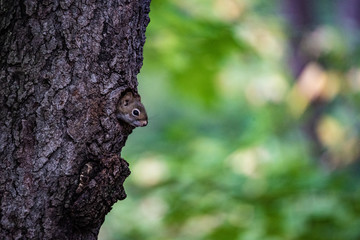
0 0 150 239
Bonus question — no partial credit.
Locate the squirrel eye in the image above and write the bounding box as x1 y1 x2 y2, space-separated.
132 109 140 116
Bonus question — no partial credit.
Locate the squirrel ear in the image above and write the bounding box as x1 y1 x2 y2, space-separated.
121 92 133 106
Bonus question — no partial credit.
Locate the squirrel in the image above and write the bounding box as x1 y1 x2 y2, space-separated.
116 91 148 127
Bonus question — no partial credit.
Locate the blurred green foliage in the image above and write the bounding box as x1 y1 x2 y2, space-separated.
99 0 360 239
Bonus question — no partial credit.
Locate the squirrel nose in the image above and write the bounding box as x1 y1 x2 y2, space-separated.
141 120 148 127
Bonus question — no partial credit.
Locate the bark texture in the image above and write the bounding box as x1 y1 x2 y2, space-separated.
0 0 150 239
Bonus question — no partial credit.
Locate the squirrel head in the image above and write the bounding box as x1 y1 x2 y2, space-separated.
116 91 148 127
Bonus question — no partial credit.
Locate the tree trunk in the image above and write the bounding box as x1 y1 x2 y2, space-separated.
0 0 150 239
282 0 315 78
